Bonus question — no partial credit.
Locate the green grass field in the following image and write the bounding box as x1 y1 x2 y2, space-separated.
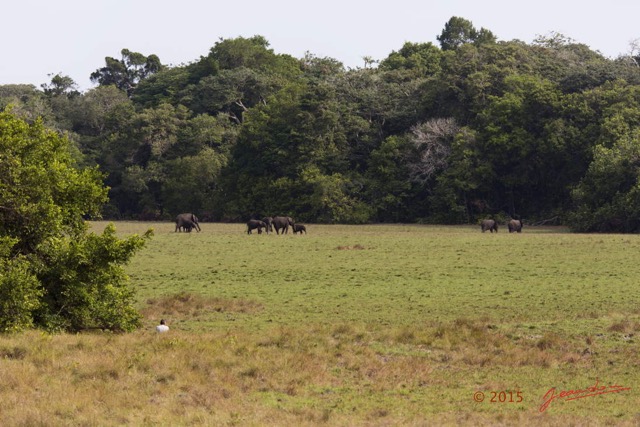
2 222 639 426
125 222 640 332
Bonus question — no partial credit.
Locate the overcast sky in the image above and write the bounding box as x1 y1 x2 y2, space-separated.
3 0 640 91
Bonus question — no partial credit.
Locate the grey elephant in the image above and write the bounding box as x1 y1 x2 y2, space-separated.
292 224 306 234
175 213 201 232
261 217 273 234
480 219 498 233
508 219 523 233
247 219 267 234
272 216 295 234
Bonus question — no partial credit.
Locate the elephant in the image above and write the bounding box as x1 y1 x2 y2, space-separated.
292 224 306 234
175 213 201 232
481 219 498 233
181 220 197 233
272 216 295 235
247 219 267 234
261 217 273 234
508 219 523 233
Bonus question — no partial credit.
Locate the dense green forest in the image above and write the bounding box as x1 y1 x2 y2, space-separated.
3 17 640 232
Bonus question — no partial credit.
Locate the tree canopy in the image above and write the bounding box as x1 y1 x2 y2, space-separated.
91 49 163 97
3 17 640 231
437 16 496 51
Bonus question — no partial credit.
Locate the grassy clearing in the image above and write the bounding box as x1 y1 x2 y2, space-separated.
1 222 639 425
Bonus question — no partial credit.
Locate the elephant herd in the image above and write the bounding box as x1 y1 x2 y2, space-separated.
174 213 521 235
481 219 523 233
174 213 306 235
247 216 306 235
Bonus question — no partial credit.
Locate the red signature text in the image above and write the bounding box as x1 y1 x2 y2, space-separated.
539 379 631 412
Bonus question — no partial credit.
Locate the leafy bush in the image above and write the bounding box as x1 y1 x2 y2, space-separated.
0 239 42 332
0 110 151 332
35 224 151 332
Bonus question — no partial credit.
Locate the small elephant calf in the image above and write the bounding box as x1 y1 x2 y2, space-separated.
292 224 307 234
182 221 196 233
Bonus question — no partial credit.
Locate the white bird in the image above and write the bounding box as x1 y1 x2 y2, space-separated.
156 319 169 333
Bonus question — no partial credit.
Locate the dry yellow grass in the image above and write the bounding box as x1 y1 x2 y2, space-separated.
1 316 638 426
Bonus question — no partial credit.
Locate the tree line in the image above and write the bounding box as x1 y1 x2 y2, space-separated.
4 16 640 232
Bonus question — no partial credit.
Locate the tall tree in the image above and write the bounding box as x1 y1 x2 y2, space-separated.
570 130 640 232
379 42 442 77
437 16 496 51
364 135 414 222
41 73 79 98
182 36 302 120
91 49 163 97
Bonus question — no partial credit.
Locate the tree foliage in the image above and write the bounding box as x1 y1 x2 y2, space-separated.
0 110 151 332
3 17 640 231
437 16 496 51
41 73 80 98
570 130 640 232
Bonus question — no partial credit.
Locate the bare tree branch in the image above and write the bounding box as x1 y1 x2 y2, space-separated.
234 99 248 111
627 38 640 67
406 118 459 184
